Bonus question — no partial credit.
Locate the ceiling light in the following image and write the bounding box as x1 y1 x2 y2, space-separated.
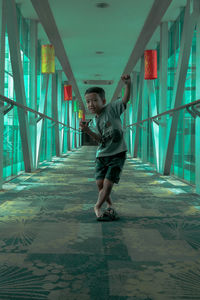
96 3 109 8
83 80 113 85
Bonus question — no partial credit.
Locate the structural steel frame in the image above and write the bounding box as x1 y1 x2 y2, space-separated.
0 0 5 189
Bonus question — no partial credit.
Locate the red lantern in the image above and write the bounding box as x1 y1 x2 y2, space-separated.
144 50 157 80
82 113 85 121
64 85 72 100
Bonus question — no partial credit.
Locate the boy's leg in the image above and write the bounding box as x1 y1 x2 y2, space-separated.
106 195 112 207
96 179 113 207
98 190 113 207
94 178 114 217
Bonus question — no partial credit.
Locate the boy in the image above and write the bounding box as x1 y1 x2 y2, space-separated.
80 75 131 221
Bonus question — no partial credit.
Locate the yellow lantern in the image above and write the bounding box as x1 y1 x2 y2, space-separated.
41 45 55 73
78 110 83 119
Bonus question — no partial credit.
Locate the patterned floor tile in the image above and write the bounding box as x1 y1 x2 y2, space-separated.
0 146 200 299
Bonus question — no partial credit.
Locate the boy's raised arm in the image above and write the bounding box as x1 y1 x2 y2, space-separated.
121 74 131 105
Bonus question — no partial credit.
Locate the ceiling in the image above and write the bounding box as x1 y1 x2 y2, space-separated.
15 0 186 117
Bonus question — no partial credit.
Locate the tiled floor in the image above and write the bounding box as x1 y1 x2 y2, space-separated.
0 146 200 300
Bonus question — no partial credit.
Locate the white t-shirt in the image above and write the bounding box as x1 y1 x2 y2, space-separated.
88 99 128 158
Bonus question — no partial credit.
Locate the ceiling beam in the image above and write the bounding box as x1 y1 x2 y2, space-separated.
31 0 85 112
111 0 172 102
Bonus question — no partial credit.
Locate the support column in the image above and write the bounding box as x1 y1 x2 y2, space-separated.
0 0 5 189
159 22 168 173
29 19 38 169
74 105 77 149
130 72 138 157
76 112 79 148
141 80 148 163
64 81 71 152
134 57 144 157
126 101 130 154
69 101 73 149
52 73 60 156
57 70 62 155
123 96 127 150
196 7 200 194
147 81 159 170
65 101 68 152
128 92 133 155
61 82 66 154
36 74 49 167
5 0 33 172
67 100 70 151
46 74 52 161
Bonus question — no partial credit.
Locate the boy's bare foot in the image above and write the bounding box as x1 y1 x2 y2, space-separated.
94 205 101 217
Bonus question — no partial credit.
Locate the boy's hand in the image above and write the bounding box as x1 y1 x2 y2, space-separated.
79 121 89 132
121 74 131 85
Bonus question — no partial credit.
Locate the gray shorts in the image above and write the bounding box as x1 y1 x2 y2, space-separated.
95 151 127 184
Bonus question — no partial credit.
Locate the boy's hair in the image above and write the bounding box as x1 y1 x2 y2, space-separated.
84 87 105 101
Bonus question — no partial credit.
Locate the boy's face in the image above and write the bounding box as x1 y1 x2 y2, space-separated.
85 93 106 115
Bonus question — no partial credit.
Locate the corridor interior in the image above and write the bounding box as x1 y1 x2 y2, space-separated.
0 146 200 300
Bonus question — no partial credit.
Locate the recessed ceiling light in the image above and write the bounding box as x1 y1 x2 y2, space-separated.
96 51 104 54
96 3 109 8
83 80 113 85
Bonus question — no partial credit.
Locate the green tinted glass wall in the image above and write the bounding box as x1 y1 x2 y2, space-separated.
3 9 30 179
3 31 24 180
170 8 196 184
134 7 196 185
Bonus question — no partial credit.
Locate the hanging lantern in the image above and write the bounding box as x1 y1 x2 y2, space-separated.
64 85 72 100
41 45 55 74
74 100 79 112
82 113 85 121
78 110 83 119
144 50 157 80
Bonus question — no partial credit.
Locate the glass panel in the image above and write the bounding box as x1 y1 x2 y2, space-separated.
2 5 73 183
171 9 196 185
135 6 196 186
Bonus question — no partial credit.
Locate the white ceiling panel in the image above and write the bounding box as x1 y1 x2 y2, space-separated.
15 0 187 116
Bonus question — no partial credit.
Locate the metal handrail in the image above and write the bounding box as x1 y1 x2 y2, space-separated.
0 94 82 133
1 94 200 133
125 99 200 129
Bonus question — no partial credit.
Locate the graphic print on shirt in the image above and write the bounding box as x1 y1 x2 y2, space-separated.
101 120 122 148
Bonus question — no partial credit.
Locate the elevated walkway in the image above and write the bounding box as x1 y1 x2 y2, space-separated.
0 146 200 299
